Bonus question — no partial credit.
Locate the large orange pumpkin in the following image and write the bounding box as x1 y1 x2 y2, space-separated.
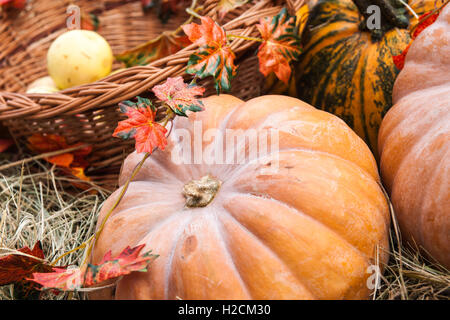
91 95 390 300
378 5 450 269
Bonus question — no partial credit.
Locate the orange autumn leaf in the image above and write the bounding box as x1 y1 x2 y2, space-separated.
47 153 74 168
60 167 94 192
152 76 205 116
66 167 92 189
0 241 55 287
28 134 76 168
256 8 302 84
182 16 227 47
29 244 157 291
27 134 92 186
69 167 90 181
113 98 168 154
183 17 237 92
28 133 66 153
27 134 92 167
0 241 59 298
29 267 83 292
116 31 191 67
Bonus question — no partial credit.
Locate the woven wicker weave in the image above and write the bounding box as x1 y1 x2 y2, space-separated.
0 0 304 187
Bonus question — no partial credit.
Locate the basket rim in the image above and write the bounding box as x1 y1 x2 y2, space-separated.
0 0 303 122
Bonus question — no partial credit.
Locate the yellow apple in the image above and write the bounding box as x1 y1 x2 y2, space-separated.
47 30 113 89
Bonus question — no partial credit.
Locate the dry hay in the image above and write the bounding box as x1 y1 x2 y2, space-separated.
0 152 448 300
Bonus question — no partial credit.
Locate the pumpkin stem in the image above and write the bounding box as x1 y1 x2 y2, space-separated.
183 174 221 208
353 0 410 40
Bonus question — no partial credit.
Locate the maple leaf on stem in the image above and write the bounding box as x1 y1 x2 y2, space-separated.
256 8 302 84
28 267 84 291
182 16 226 47
152 76 205 116
27 134 92 168
182 17 237 93
113 98 168 154
0 242 56 287
29 245 158 291
83 245 158 285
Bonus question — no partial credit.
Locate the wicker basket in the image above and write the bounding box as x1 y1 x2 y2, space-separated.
0 0 304 188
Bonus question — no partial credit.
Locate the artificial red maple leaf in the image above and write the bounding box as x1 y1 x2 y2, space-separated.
256 8 302 84
28 134 67 153
64 167 94 192
28 267 84 291
27 134 92 168
0 241 55 287
393 8 444 70
83 245 158 285
183 16 227 47
113 98 168 154
29 244 157 291
27 134 92 188
152 76 205 116
183 17 237 93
